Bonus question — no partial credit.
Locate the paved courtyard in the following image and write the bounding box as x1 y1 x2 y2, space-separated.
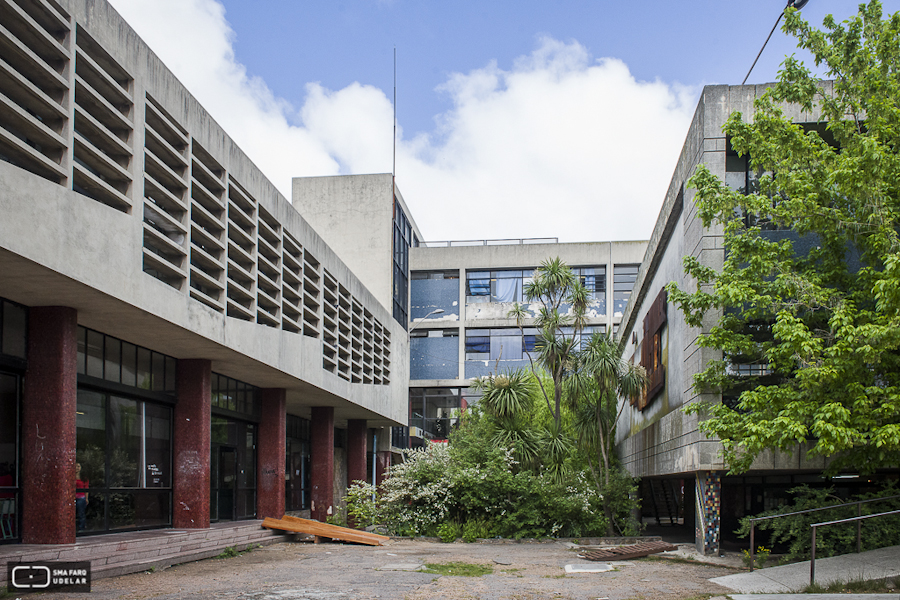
28 539 739 600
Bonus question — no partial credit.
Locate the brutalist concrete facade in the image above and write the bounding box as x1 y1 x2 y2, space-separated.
0 0 408 544
615 84 839 553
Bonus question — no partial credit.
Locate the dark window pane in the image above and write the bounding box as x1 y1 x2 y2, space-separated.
1 302 26 359
76 389 106 488
152 353 165 392
76 327 86 375
86 330 104 379
165 357 176 392
137 348 152 390
121 343 137 387
104 336 121 383
108 396 140 487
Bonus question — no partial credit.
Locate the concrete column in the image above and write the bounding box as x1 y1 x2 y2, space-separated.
173 359 211 529
375 428 392 487
695 471 722 555
346 419 367 486
257 388 286 519
22 307 78 544
310 406 334 522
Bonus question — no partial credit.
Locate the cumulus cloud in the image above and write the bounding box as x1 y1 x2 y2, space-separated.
110 0 697 242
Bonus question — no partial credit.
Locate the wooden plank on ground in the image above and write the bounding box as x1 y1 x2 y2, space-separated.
578 540 678 561
261 516 387 546
281 515 391 541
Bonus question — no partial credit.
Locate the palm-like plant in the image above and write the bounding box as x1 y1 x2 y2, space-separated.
568 331 647 535
508 257 588 427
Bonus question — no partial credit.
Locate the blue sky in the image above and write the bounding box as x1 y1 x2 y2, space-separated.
110 0 899 243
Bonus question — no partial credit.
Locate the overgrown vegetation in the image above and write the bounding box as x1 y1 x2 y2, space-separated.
345 258 645 540
737 483 900 562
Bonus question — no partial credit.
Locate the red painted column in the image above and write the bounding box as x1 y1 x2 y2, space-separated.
173 359 211 529
310 406 334 522
347 419 368 486
256 388 286 519
22 307 78 544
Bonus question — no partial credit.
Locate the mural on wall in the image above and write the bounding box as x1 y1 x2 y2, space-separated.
636 287 667 410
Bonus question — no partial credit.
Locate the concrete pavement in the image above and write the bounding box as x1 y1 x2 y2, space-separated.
710 544 900 594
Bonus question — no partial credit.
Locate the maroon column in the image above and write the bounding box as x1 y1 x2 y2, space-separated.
22 307 78 544
346 419 368 486
256 388 286 519
375 451 391 487
173 359 211 529
310 406 334 522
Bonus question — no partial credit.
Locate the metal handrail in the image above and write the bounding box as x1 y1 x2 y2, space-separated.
810 509 900 585
748 493 900 571
419 237 558 247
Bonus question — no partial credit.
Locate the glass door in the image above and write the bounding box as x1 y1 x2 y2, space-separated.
214 447 236 521
0 372 19 542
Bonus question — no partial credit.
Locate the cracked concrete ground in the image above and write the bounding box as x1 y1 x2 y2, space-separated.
30 539 740 600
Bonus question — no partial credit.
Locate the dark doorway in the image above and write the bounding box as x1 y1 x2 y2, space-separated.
213 446 236 521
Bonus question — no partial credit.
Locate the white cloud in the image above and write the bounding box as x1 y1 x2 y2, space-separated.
109 0 697 243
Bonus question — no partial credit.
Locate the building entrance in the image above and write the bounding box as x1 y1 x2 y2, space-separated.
0 371 20 542
213 446 236 521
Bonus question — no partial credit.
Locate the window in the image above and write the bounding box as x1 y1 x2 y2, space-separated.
408 388 467 441
466 270 533 303
574 266 607 309
613 265 639 317
77 327 176 393
410 329 459 380
392 200 413 327
75 390 173 533
410 270 460 321
465 328 537 361
0 299 26 360
211 373 259 418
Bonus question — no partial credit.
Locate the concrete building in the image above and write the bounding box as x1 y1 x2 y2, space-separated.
615 83 900 554
0 0 408 545
403 239 648 446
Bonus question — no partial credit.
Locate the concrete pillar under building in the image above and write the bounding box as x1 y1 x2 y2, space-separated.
257 388 286 519
173 359 212 529
21 307 78 544
346 419 367 486
375 428 392 487
310 406 334 522
695 470 723 555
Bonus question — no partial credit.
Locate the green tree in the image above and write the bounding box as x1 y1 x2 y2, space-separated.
668 1 900 475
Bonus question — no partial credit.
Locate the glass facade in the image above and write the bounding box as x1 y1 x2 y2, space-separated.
210 373 259 522
408 387 476 443
410 270 460 321
466 269 533 303
392 200 414 327
410 329 459 380
574 266 607 310
613 265 640 317
0 298 25 543
75 390 173 533
77 327 176 393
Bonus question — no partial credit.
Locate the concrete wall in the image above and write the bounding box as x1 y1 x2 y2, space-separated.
0 0 408 427
615 83 834 478
292 174 424 317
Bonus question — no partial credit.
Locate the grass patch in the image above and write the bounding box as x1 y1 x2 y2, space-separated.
803 576 898 594
421 562 493 577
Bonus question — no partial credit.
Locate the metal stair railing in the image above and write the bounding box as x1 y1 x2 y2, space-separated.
810 508 900 586
747 493 900 572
